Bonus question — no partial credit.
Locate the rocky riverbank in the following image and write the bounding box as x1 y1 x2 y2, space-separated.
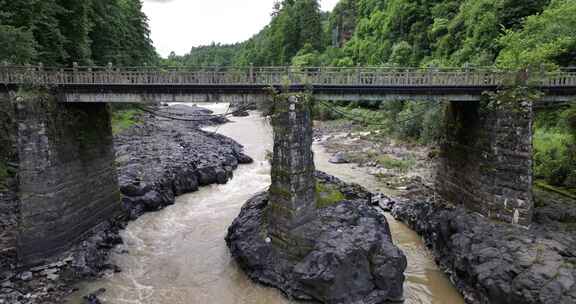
115 104 252 219
313 120 435 200
0 104 253 304
392 199 576 304
226 171 407 304
315 119 576 304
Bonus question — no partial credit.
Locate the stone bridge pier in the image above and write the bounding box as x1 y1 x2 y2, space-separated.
0 90 120 269
436 100 534 226
267 94 317 256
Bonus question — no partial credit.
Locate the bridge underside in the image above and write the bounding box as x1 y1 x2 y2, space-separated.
1 84 569 103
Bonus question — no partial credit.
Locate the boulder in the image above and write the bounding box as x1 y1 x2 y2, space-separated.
236 152 254 164
172 170 199 195
329 152 349 164
232 110 250 117
197 167 217 186
215 168 229 184
227 178 407 304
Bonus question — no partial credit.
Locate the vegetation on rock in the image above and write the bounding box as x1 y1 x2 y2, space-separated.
111 107 142 135
316 181 346 208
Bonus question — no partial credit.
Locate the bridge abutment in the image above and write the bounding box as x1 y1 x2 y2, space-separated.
0 90 120 267
436 100 534 226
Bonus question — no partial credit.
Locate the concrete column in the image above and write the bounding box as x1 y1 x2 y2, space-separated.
267 94 317 250
436 100 534 226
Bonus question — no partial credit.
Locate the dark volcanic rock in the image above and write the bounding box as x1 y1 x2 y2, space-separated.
227 174 407 304
232 110 250 117
157 104 230 126
392 200 576 304
236 152 254 164
115 104 252 218
83 288 106 304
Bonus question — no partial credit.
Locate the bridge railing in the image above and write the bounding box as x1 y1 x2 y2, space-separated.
1 65 575 88
538 68 576 87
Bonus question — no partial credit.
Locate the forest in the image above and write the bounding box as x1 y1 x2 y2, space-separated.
163 0 575 68
0 0 157 66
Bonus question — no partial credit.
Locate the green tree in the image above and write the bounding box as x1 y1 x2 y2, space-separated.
58 0 93 65
291 43 322 67
0 0 156 66
0 25 36 64
497 0 576 68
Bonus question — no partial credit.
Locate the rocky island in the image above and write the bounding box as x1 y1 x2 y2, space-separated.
226 95 407 303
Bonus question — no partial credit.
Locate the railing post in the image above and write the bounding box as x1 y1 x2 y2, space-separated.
428 64 435 86
522 66 530 86
24 63 32 84
0 61 6 84
464 62 470 86
87 66 93 84
286 66 292 85
72 62 79 84
250 63 254 84
38 62 49 84
107 62 113 83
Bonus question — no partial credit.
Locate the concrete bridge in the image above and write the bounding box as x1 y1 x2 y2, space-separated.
2 65 576 102
0 65 575 268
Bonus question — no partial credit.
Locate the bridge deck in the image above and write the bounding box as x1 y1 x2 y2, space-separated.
1 66 575 102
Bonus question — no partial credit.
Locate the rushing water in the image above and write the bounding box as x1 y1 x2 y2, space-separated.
68 103 464 304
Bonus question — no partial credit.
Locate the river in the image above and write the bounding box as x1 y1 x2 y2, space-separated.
68 103 464 304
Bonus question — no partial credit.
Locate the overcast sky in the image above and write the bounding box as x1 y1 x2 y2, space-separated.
143 0 340 58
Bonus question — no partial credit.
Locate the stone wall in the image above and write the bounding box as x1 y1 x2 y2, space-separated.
0 92 19 273
436 100 534 226
267 94 317 253
0 90 121 265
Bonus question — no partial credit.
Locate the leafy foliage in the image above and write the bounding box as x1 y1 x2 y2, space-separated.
0 0 157 66
111 108 142 135
497 0 576 68
533 105 576 187
0 25 36 64
313 101 445 145
166 0 324 67
162 44 242 67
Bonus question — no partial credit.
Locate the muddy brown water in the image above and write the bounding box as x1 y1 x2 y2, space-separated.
67 103 464 304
